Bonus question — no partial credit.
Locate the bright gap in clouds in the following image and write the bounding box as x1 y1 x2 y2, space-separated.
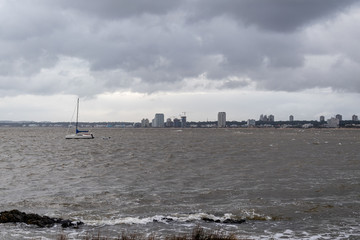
0 89 359 122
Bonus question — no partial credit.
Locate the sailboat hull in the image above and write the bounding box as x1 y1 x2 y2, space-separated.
65 133 94 139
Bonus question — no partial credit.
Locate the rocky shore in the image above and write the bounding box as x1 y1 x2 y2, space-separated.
0 209 83 228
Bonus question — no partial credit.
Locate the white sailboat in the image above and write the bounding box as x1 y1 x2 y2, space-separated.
65 98 94 139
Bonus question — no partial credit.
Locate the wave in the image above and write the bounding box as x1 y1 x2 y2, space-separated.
83 212 273 227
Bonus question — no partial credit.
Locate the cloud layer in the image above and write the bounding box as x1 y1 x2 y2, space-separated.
1 0 360 97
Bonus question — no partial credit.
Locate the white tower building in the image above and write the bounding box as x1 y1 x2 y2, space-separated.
217 112 226 128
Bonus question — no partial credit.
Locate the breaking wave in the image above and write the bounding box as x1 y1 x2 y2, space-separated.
84 212 255 226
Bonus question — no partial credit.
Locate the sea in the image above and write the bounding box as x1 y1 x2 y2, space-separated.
0 127 359 240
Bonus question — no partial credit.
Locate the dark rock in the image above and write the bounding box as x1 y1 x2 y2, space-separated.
161 217 174 222
222 218 246 224
0 209 83 228
201 216 245 224
201 217 221 223
59 219 83 228
201 217 216 222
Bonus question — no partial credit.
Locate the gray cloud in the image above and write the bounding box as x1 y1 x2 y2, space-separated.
189 0 358 32
0 0 359 97
50 0 181 19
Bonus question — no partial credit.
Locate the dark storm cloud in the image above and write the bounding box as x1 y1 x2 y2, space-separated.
190 0 359 32
0 0 360 97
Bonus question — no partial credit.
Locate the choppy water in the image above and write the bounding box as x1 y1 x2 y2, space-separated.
0 127 359 239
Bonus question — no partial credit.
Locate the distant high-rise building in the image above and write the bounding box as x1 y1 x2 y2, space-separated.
152 113 164 128
320 116 325 122
218 112 226 128
289 115 294 122
352 115 358 121
335 114 342 121
141 118 150 128
259 114 267 121
268 114 275 122
181 116 187 128
260 114 274 122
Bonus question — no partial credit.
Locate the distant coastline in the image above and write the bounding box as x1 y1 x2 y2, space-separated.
1 120 359 129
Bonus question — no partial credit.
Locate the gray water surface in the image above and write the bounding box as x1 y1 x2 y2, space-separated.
0 128 359 239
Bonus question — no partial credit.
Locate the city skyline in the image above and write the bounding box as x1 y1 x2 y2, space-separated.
2 110 357 125
1 1 360 122
143 111 357 124
2 111 359 129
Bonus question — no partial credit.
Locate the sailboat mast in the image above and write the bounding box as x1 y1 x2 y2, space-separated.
76 98 79 131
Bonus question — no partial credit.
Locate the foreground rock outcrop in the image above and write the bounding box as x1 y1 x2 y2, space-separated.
0 209 83 228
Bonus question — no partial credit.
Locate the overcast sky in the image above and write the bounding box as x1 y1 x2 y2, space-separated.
1 0 360 122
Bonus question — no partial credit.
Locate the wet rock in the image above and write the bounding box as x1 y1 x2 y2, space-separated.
0 209 83 228
222 218 246 224
153 217 174 223
161 217 174 222
201 217 221 223
60 219 83 228
201 217 245 224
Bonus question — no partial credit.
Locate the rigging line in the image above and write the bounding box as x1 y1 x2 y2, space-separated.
66 98 78 135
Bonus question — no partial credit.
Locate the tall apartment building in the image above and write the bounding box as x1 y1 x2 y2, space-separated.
259 114 266 121
260 114 275 122
181 116 187 128
352 115 358 121
141 118 150 128
289 115 294 122
268 114 275 122
218 112 226 128
152 113 164 128
336 114 342 121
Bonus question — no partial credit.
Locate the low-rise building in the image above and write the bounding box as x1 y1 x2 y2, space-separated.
173 118 181 128
247 119 256 127
165 118 173 127
327 117 340 128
